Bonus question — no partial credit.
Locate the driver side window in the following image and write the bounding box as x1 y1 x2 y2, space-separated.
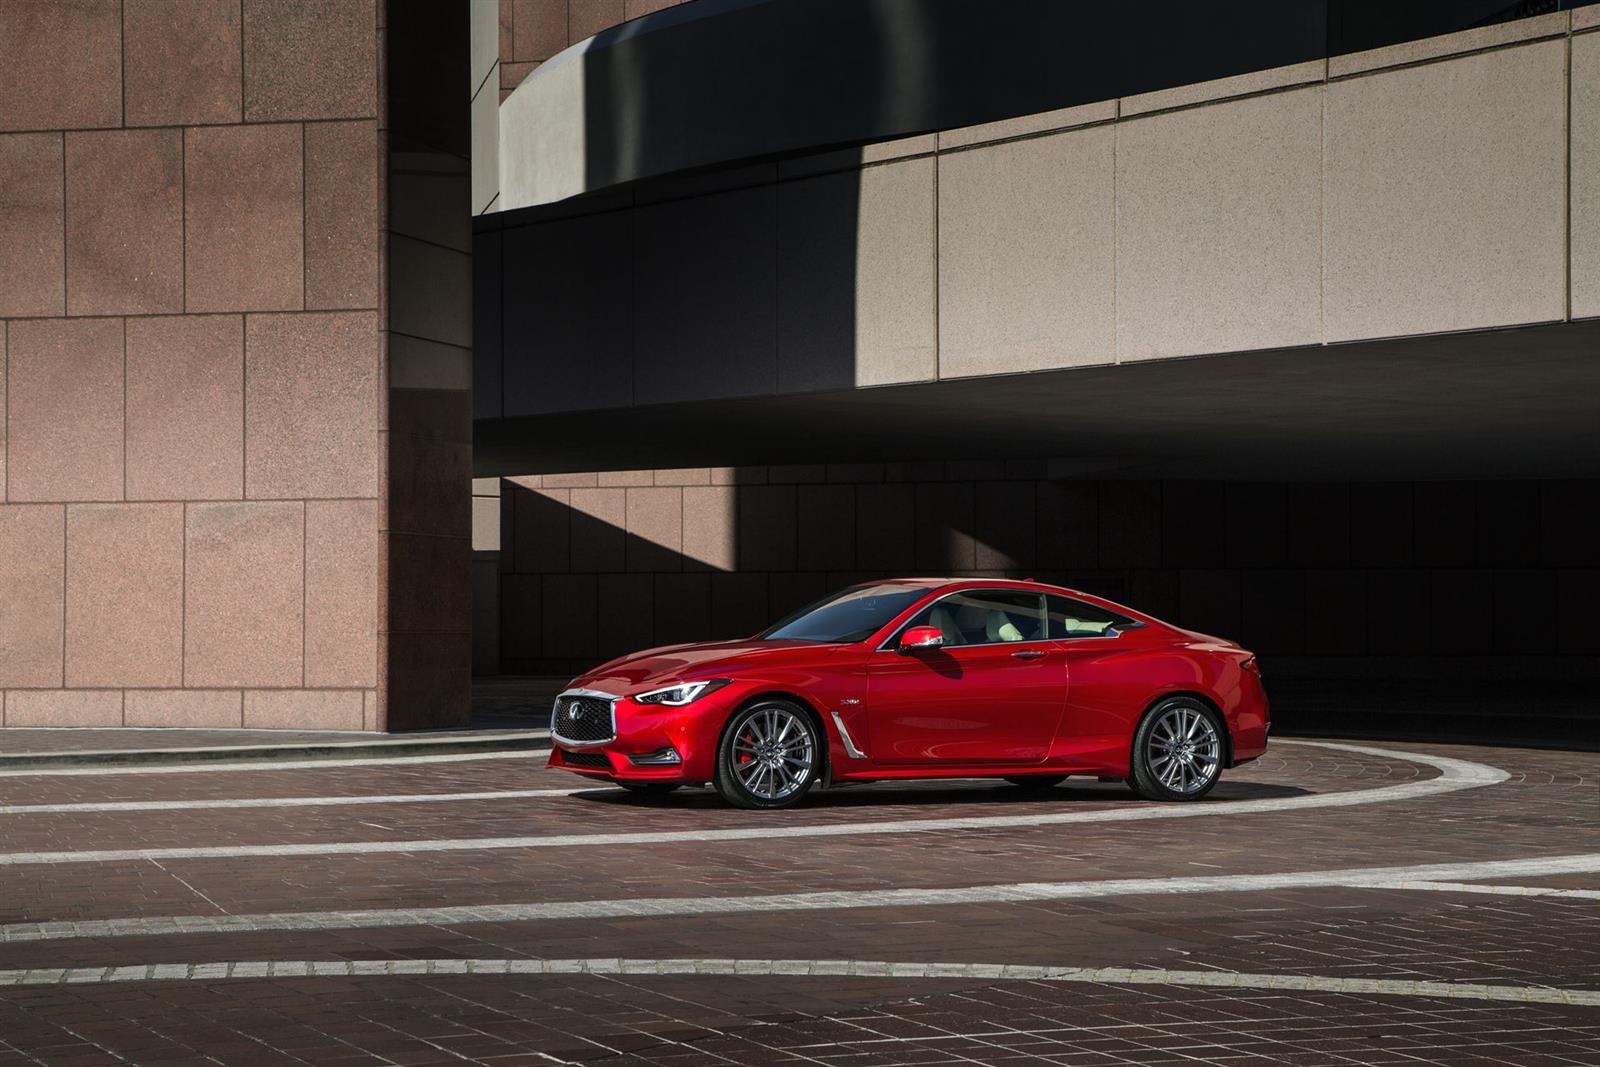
906 591 1044 647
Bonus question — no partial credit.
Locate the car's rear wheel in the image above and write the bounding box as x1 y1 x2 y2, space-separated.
1128 696 1225 801
616 782 680 797
1003 775 1067 789
714 699 820 809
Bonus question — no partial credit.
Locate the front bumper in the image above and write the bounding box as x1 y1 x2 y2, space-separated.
547 685 736 783
549 744 692 781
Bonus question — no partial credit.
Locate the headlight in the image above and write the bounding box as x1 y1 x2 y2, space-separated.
633 679 731 706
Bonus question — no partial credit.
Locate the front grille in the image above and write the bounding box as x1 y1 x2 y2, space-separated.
561 750 611 769
551 693 615 744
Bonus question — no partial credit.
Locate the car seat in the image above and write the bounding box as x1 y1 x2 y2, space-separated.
927 605 962 645
985 610 1025 642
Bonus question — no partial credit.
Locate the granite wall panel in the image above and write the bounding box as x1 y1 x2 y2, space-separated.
0 133 65 318
7 318 124 502
124 315 244 501
65 503 184 688
124 0 242 126
0 0 121 132
0 0 434 731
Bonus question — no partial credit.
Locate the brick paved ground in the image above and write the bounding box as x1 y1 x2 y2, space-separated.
0 736 1595 1065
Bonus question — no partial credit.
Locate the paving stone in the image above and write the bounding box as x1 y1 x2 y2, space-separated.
0 737 1594 1064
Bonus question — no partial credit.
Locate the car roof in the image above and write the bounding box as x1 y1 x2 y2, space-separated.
859 577 1166 627
864 576 1089 598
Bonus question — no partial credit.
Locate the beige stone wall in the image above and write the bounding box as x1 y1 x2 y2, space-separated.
495 0 683 102
471 0 685 214
0 0 384 730
1572 13 1600 320
969 17 1582 356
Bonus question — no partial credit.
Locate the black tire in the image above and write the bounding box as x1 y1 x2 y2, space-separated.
1003 775 1068 789
1127 696 1225 801
616 782 681 797
714 699 821 810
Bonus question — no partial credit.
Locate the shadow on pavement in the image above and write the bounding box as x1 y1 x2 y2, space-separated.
568 779 1314 810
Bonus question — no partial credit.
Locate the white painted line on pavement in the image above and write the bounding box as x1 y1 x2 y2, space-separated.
0 740 1505 864
0 776 1155 814
1358 880 1600 901
0 957 1592 1008
7 852 1596 943
0 787 594 815
0 748 550 778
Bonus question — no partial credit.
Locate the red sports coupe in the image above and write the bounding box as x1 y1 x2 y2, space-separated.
548 578 1270 809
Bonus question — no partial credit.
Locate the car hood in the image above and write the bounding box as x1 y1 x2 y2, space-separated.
573 639 832 695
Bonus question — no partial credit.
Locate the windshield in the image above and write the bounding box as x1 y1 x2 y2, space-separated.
759 584 928 644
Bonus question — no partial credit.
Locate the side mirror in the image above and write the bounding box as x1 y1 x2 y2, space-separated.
898 625 945 654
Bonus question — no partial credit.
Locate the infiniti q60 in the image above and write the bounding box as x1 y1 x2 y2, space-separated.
548 578 1270 809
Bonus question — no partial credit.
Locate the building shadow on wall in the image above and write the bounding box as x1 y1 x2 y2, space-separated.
495 464 1066 678
479 153 877 441
488 469 1282 677
487 470 1600 748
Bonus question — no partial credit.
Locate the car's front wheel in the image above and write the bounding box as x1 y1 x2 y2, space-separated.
714 699 820 809
1127 696 1225 801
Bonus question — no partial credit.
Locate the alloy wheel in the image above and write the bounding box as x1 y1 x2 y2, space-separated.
730 705 816 802
1146 704 1221 795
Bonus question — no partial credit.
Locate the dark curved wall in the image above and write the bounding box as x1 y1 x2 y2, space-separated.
575 0 1319 195
543 0 1592 200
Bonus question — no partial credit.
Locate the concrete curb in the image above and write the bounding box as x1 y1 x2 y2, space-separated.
0 730 552 771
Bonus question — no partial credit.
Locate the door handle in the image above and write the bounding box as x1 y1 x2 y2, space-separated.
1011 649 1045 659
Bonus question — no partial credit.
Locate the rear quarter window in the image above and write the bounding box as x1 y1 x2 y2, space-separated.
1046 594 1137 639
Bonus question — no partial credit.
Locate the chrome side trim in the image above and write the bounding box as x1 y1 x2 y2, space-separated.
830 711 867 760
551 688 619 748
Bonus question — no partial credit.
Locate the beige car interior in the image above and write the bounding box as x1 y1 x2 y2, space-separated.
925 599 1035 645
1053 614 1113 635
927 605 962 644
913 592 1122 648
985 611 1025 642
